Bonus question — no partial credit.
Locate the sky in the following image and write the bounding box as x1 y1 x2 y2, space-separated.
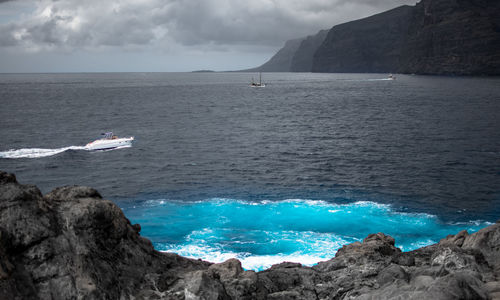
0 0 416 72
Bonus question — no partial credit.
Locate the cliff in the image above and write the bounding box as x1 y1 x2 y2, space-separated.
245 38 305 72
290 30 329 72
1 170 500 299
312 5 413 73
253 0 500 75
398 0 500 75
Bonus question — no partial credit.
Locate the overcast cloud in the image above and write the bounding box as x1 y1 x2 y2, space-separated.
0 0 416 72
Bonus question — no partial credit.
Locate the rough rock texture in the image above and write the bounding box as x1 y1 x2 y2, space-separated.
253 0 500 75
0 171 210 299
1 170 499 299
398 0 500 75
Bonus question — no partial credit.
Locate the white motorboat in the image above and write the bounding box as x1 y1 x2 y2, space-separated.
85 132 134 150
388 73 396 80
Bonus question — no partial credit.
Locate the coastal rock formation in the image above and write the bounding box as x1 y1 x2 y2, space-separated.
312 5 413 73
397 0 500 75
290 30 329 72
252 0 500 75
1 170 499 299
245 38 305 72
0 171 210 299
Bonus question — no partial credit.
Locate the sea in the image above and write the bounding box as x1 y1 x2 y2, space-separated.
1 72 499 271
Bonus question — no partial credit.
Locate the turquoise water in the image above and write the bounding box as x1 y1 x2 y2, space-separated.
1 73 498 271
122 198 490 271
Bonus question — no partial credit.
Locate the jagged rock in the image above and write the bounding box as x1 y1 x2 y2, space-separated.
462 223 500 272
0 171 210 299
207 259 263 299
1 170 499 299
376 264 409 287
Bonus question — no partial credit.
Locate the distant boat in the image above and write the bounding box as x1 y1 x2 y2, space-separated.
251 73 266 87
85 132 134 150
388 73 396 80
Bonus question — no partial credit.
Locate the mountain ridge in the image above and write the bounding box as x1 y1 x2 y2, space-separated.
250 0 500 75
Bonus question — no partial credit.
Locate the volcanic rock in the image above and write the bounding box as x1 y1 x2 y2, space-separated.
1 170 499 299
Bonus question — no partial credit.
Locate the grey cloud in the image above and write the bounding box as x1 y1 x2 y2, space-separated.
0 0 416 51
88 16 155 46
162 2 300 46
154 0 417 47
0 24 19 46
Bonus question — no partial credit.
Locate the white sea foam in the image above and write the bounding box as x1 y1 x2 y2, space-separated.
161 245 336 271
132 197 491 272
0 146 86 159
342 78 395 82
448 220 493 226
161 228 351 271
240 253 332 271
0 143 131 159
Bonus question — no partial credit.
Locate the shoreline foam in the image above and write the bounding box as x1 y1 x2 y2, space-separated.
1 170 498 299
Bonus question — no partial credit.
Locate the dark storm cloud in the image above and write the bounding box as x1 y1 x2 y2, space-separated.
0 0 416 51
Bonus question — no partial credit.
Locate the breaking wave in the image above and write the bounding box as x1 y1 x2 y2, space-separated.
121 198 491 271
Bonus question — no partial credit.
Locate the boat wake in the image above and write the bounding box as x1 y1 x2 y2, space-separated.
340 78 395 82
0 146 86 159
0 144 131 159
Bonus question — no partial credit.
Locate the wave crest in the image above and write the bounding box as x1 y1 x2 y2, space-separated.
122 198 491 271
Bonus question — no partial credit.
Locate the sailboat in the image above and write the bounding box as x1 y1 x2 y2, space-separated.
250 72 266 87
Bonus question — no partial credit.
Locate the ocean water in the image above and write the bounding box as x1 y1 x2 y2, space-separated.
121 198 490 271
1 73 499 270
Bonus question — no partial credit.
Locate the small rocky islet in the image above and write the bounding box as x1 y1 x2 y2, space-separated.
0 170 499 299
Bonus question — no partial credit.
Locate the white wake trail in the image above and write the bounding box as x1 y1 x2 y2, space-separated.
0 146 87 159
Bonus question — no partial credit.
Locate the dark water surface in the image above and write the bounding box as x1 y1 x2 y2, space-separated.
1 73 499 269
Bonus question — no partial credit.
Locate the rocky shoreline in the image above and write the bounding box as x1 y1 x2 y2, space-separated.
1 171 499 299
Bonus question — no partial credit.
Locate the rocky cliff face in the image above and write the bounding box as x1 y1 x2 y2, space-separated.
290 30 328 72
245 38 305 72
398 0 500 75
1 170 500 299
253 0 500 75
312 6 413 73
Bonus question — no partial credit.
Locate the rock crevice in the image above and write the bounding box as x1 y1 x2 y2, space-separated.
1 171 499 299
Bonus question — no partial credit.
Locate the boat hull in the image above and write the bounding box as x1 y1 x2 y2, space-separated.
250 84 266 87
85 137 134 151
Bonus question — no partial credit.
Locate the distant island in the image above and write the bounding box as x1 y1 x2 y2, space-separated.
192 70 216 73
246 0 500 75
